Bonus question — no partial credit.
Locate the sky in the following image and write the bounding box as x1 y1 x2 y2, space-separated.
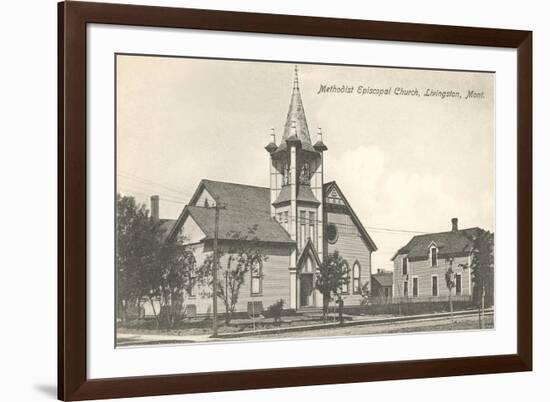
116 55 495 271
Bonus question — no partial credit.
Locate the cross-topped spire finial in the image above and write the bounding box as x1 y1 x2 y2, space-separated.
293 65 299 90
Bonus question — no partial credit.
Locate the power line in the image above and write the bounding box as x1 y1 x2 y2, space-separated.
117 173 431 235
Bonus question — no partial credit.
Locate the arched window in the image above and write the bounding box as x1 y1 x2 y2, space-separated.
341 261 350 294
352 262 361 294
299 162 310 185
283 163 290 185
251 259 262 295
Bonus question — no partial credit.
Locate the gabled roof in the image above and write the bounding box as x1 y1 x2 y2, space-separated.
391 227 480 261
158 219 176 242
167 179 294 245
273 184 320 206
372 272 393 288
275 67 316 154
323 181 378 251
296 238 322 269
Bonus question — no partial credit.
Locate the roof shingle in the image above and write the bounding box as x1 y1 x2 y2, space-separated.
393 227 480 261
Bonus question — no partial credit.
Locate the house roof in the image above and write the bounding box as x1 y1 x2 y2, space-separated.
168 179 294 245
372 273 393 288
158 219 176 242
392 227 480 261
275 67 317 154
323 181 378 251
273 184 320 205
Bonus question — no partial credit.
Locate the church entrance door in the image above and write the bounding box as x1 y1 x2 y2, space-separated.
300 274 314 307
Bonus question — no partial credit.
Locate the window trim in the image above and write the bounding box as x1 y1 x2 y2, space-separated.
430 245 438 267
250 258 263 296
455 273 462 295
340 260 350 294
412 275 419 297
402 256 408 275
431 274 439 297
403 280 409 298
352 261 361 294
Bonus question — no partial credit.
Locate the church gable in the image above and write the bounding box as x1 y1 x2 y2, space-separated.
325 185 345 206
177 213 206 245
324 181 377 251
190 187 216 208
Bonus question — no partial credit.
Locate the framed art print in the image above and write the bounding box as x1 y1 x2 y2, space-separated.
58 1 532 400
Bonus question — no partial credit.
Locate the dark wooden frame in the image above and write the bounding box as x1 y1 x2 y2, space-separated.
58 1 532 400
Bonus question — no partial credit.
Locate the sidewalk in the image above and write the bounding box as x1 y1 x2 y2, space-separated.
216 308 494 339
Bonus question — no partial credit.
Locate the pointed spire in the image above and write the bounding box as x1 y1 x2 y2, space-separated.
276 65 316 152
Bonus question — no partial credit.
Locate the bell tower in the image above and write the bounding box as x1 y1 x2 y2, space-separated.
265 66 328 309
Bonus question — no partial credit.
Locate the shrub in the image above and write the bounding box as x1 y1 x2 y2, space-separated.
266 299 285 324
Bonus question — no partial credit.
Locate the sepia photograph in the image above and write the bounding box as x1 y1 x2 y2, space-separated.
115 55 495 347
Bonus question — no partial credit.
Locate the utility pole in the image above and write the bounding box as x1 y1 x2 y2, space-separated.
210 203 225 337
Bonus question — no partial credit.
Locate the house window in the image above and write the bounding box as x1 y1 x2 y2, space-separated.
430 246 438 267
403 281 409 297
277 212 282 223
341 261 350 294
384 288 390 298
283 211 289 230
352 262 361 294
456 274 462 295
188 272 197 297
402 257 408 275
251 259 262 295
412 277 418 297
432 275 439 297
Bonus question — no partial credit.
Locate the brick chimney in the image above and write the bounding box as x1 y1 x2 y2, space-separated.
451 217 458 232
151 195 159 220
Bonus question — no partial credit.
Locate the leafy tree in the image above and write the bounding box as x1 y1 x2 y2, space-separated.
470 229 494 326
196 226 267 325
315 250 350 319
147 244 196 329
116 193 196 329
116 194 164 323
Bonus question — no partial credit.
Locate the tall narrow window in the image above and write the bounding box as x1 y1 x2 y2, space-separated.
341 261 350 294
352 262 361 294
308 211 315 243
430 247 438 267
412 277 418 297
402 257 408 275
283 211 289 231
456 274 462 295
283 163 290 185
300 210 306 249
251 259 262 295
403 281 409 297
188 271 196 297
432 275 439 297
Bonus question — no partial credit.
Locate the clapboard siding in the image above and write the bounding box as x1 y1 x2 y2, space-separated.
327 212 372 305
393 253 471 299
187 243 292 315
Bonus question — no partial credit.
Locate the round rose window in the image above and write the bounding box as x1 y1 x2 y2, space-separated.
326 223 338 244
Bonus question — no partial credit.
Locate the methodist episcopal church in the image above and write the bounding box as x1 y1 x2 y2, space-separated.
160 67 377 314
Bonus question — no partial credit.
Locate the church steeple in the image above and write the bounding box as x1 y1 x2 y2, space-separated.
276 66 315 153
264 64 327 309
